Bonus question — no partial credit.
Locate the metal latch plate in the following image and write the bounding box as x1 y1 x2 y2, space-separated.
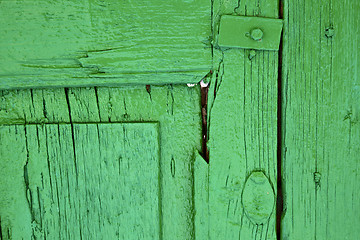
218 15 283 51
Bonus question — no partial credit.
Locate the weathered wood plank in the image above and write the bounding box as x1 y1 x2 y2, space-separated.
0 123 161 239
281 0 360 239
0 126 31 239
0 89 70 124
0 0 212 89
194 152 209 240
208 0 279 239
0 85 202 239
93 86 203 239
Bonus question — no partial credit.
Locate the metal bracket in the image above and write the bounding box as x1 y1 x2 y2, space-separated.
217 15 283 51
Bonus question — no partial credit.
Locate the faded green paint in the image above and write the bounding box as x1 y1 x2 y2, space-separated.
208 0 279 239
0 123 161 239
242 171 275 225
0 0 359 239
0 0 212 89
0 86 203 239
218 15 283 50
194 152 209 240
280 0 360 239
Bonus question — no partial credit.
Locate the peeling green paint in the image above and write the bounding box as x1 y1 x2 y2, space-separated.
0 0 359 239
0 0 212 89
0 86 203 239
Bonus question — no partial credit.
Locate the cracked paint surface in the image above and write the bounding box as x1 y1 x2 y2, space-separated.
0 0 212 89
0 85 203 239
207 0 279 239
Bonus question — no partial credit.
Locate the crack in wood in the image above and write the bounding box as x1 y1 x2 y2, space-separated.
276 0 285 238
64 88 79 185
201 79 210 163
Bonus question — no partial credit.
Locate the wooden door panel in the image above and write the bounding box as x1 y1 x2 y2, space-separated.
1 0 358 239
0 123 160 239
0 0 212 89
0 85 203 239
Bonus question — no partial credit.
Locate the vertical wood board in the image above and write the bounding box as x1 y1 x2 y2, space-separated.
208 0 280 239
281 0 360 239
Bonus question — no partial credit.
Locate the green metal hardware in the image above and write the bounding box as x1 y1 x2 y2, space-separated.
217 15 283 50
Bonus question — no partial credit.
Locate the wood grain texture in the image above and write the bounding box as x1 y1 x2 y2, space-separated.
281 0 360 239
0 0 212 89
194 152 209 240
1 123 161 239
0 85 203 239
0 126 30 239
208 0 279 239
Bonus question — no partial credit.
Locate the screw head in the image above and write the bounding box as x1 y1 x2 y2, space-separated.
250 28 264 41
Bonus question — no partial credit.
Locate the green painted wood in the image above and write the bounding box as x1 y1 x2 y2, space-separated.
242 171 275 225
0 123 160 239
0 0 212 89
194 152 209 240
208 0 279 239
281 0 360 239
0 126 29 239
218 15 283 50
0 85 203 239
2 1 358 239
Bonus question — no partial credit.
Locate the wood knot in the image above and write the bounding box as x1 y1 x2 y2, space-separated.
242 171 275 225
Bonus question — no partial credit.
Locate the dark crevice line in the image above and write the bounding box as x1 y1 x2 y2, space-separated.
201 79 210 163
243 52 248 174
208 0 214 165
210 0 214 60
146 85 152 102
207 53 224 144
276 0 285 239
94 87 102 122
157 122 163 240
44 126 54 201
36 125 41 150
0 121 160 126
36 187 43 229
0 216 3 240
23 125 36 239
190 151 196 240
64 88 79 185
42 98 48 119
169 84 174 116
30 89 36 118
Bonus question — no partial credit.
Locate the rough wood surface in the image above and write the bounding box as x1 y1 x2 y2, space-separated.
0 85 203 239
194 152 209 240
208 0 279 239
0 123 161 239
0 0 212 89
281 0 360 239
